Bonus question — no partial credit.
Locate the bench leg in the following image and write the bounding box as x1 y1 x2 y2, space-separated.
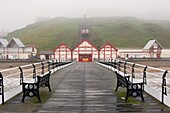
37 90 41 103
115 81 120 92
48 83 51 92
140 90 144 102
45 83 51 92
125 90 129 101
21 92 26 102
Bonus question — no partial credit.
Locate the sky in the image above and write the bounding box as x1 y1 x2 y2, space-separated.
0 0 170 33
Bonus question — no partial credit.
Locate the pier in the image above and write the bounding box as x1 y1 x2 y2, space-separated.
0 62 170 113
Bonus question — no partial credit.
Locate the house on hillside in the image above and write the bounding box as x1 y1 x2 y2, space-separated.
143 39 162 58
24 45 38 58
0 38 8 59
0 38 38 59
118 39 162 59
6 38 25 59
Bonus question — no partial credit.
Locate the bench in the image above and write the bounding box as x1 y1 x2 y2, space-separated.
115 71 144 101
21 71 51 102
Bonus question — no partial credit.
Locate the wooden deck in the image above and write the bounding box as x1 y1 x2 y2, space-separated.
0 62 170 113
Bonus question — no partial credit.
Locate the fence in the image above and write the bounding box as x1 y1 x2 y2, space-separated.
0 59 73 104
95 59 170 107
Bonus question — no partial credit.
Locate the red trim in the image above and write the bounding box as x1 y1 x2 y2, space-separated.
53 43 72 52
99 43 118 59
73 39 98 51
53 43 72 60
99 42 118 51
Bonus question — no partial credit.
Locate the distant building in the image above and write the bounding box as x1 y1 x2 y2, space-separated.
0 37 37 59
73 39 98 62
99 43 118 61
53 43 72 62
51 39 166 62
118 39 163 59
39 51 54 60
24 45 38 58
0 38 8 59
143 39 162 58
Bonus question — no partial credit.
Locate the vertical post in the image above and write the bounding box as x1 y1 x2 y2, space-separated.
131 63 135 82
143 66 147 84
162 70 168 104
47 61 50 71
19 66 23 85
118 61 121 71
32 64 36 82
0 72 4 104
41 62 44 75
124 61 127 76
52 60 55 70
143 66 147 90
114 60 116 70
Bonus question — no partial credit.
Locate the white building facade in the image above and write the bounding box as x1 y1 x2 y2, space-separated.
0 38 37 59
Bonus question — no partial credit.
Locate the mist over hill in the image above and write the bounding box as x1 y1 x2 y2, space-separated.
6 17 170 51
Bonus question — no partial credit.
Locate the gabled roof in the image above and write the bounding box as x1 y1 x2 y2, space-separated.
53 43 72 52
7 38 25 48
99 42 118 51
0 38 8 47
143 39 162 50
73 39 98 50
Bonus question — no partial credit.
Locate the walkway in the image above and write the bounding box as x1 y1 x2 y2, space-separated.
0 62 170 113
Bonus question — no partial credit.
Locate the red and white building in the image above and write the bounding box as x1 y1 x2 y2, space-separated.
143 39 162 58
73 39 98 62
52 39 165 61
99 43 118 60
118 39 163 59
53 43 72 61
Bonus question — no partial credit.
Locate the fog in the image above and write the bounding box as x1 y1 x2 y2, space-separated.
0 0 170 33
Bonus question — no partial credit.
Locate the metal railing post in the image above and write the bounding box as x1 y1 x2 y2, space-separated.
47 61 50 71
19 66 23 85
41 62 44 75
162 70 168 104
118 61 121 71
32 64 36 82
143 66 147 90
143 66 147 85
114 60 116 70
131 63 135 82
0 72 4 104
124 61 127 75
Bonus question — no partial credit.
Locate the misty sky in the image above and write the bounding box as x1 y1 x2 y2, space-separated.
0 0 170 32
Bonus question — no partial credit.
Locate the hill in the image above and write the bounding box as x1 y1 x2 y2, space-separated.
6 17 81 51
6 17 170 51
90 17 170 48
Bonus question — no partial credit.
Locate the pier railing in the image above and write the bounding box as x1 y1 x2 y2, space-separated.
95 59 170 107
0 59 73 104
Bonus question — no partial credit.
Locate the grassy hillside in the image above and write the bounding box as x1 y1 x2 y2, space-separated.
6 17 170 51
6 17 80 51
90 17 170 48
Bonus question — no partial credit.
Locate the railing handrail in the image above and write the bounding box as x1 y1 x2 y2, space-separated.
0 59 73 104
97 59 169 106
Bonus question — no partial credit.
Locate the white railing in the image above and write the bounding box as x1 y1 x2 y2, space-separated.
0 59 74 104
95 59 170 107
